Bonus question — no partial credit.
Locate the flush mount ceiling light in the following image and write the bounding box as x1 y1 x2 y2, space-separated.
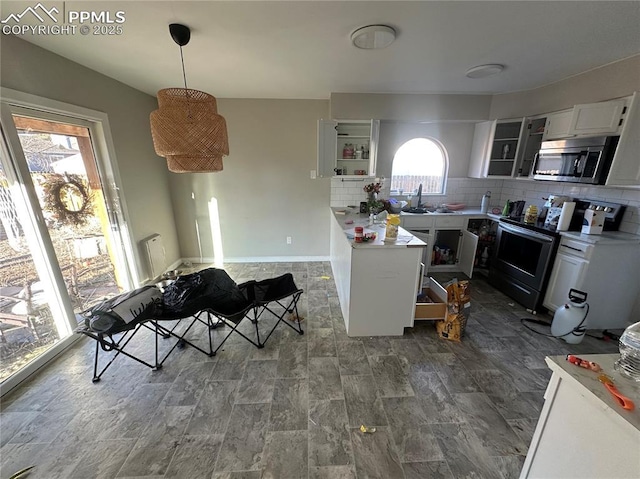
150 23 229 173
465 64 505 79
351 25 396 49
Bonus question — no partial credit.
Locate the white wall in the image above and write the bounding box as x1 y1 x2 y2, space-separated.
0 35 180 282
490 54 640 119
331 93 492 121
168 99 331 262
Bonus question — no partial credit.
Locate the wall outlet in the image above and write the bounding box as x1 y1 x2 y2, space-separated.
310 170 317 179
286 236 292 244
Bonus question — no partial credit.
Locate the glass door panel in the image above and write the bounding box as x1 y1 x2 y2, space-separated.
0 137 68 382
12 115 125 314
0 105 133 387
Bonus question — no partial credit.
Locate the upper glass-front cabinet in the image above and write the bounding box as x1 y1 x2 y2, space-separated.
317 120 379 178
468 119 526 178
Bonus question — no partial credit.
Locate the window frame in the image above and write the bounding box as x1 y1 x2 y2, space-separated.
389 136 449 197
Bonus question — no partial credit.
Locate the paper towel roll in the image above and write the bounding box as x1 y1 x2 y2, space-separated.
557 202 575 231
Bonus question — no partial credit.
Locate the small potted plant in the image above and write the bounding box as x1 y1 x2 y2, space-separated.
363 182 384 213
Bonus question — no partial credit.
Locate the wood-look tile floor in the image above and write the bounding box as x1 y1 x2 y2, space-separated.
0 262 619 479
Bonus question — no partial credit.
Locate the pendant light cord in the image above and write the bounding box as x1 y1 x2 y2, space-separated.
179 45 189 91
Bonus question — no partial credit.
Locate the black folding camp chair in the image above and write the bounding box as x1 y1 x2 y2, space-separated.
76 268 304 382
207 273 304 354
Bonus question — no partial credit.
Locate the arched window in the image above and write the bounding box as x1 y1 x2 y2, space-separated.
390 138 448 196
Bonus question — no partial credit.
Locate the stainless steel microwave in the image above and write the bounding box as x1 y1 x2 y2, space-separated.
532 136 619 184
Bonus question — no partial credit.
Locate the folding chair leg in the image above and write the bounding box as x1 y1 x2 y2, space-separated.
253 307 263 348
207 312 215 355
153 321 162 371
92 339 101 382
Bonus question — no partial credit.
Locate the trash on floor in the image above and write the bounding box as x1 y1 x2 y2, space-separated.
360 425 376 434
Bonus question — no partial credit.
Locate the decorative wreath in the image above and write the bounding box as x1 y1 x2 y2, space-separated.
42 174 93 226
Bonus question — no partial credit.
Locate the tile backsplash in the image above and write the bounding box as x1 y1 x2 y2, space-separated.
330 177 640 235
330 177 503 210
500 180 640 235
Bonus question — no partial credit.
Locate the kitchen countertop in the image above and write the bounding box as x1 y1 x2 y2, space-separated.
400 208 493 217
559 230 640 245
331 207 426 248
349 206 640 244
546 353 639 432
520 353 640 478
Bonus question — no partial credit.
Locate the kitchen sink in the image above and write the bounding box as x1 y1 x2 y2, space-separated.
404 208 459 215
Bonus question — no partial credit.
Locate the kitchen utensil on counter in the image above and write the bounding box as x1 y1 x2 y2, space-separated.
506 200 526 218
566 354 601 372
598 374 635 410
615 321 640 381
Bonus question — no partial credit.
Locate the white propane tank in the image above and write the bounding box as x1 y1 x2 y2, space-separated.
551 289 589 344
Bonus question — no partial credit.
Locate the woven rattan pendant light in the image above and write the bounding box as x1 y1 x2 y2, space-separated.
150 23 229 173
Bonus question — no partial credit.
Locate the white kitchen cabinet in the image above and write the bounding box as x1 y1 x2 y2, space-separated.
468 119 526 178
521 354 640 479
543 251 588 313
429 216 476 276
543 98 628 141
317 119 379 178
607 91 640 186
542 109 573 140
569 98 626 135
400 215 434 275
330 211 424 336
543 235 640 329
402 214 500 278
466 217 498 277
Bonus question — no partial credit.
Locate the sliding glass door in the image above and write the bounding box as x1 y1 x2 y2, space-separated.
0 102 133 387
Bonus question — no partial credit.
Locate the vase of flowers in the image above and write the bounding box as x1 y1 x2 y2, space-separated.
363 182 384 214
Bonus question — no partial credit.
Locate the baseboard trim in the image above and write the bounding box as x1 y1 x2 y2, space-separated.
183 256 330 264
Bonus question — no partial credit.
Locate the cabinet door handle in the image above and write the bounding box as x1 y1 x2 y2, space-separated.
561 245 584 253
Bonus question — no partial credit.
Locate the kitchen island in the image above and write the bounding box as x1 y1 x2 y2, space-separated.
521 353 640 478
329 207 426 336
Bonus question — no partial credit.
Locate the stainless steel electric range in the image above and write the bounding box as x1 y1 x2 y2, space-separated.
488 199 626 313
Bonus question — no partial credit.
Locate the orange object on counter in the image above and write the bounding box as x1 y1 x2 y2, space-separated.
598 374 635 411
566 354 602 372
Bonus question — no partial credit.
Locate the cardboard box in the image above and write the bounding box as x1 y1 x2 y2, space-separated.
581 209 604 235
435 279 471 342
414 277 447 321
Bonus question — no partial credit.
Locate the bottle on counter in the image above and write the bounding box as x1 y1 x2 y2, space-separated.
355 226 363 243
524 205 538 224
481 191 491 214
384 214 400 242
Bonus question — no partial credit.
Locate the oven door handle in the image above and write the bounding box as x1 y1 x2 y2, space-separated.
499 223 555 243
